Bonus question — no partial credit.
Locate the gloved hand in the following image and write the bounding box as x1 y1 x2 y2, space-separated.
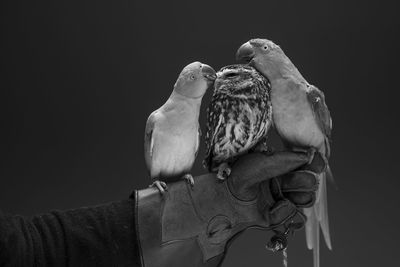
228 150 324 252
136 150 324 267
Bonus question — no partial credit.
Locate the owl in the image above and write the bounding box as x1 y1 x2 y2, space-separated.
203 64 272 180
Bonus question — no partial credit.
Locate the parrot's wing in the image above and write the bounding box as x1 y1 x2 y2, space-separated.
306 84 332 158
306 84 334 181
195 125 201 159
144 111 158 172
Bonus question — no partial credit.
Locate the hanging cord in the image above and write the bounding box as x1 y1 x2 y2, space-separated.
265 177 308 266
283 247 288 267
266 210 306 267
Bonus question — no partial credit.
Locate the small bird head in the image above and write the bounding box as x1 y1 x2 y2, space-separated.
174 62 216 99
214 64 270 97
236 38 285 79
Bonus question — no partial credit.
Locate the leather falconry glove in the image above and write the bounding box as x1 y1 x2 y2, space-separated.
135 150 324 267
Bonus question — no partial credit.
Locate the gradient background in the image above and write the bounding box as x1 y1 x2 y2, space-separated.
0 0 399 266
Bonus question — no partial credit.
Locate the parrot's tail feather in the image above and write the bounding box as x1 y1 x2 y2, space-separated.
313 226 320 267
304 207 315 250
305 171 332 267
326 164 337 190
304 206 319 267
319 172 332 250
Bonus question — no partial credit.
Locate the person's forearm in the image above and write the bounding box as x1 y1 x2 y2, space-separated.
0 199 141 267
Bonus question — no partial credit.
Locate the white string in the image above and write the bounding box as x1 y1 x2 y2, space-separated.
282 248 287 267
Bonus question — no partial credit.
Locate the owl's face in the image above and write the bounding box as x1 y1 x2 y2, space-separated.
214 65 269 97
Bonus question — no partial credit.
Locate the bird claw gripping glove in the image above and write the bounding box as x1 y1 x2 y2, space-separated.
135 151 323 267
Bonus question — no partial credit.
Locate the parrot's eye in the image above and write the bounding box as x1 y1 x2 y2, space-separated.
263 46 268 50
190 75 196 80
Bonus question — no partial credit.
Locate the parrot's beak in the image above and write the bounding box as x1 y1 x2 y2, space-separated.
236 42 255 63
201 65 217 81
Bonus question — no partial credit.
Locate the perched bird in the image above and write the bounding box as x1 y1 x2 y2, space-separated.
237 38 333 267
144 62 216 194
203 64 272 180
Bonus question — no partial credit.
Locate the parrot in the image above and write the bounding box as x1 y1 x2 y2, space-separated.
144 61 216 194
236 38 333 267
203 64 272 180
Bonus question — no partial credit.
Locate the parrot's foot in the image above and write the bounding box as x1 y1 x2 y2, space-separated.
293 147 316 164
216 163 231 181
182 173 195 188
307 147 317 164
150 180 168 194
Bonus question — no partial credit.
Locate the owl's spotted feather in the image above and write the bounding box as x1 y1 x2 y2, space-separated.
203 65 272 173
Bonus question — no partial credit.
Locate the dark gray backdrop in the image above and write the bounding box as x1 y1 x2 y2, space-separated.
1 0 399 266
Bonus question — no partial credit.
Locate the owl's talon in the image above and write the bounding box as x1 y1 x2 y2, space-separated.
254 143 275 155
217 163 231 181
150 180 168 194
182 174 195 188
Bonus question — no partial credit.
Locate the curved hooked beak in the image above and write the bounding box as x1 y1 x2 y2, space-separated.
201 64 217 81
236 41 255 63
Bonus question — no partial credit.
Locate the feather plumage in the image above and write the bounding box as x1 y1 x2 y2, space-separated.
203 64 272 175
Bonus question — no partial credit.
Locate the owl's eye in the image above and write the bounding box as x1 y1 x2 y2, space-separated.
225 72 238 78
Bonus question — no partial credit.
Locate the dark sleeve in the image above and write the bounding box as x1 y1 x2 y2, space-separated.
0 195 142 267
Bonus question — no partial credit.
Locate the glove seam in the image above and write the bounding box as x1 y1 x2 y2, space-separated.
226 181 258 204
186 182 212 223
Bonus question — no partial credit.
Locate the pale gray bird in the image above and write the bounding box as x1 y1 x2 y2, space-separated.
144 62 216 194
237 38 333 267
